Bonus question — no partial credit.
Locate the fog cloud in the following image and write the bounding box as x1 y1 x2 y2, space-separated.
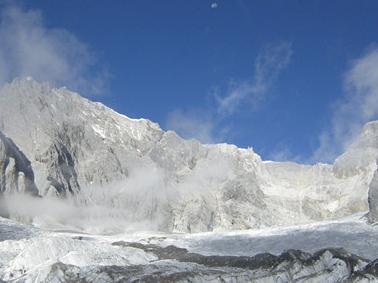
1 155 235 234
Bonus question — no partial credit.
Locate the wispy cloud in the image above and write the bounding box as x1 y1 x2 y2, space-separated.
165 109 220 143
211 3 218 9
166 42 292 143
268 143 303 163
216 41 292 116
312 46 378 162
0 4 109 95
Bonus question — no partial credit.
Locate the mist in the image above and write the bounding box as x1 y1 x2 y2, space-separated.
0 155 235 234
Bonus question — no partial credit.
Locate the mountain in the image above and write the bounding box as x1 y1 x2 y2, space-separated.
2 77 378 282
0 77 377 233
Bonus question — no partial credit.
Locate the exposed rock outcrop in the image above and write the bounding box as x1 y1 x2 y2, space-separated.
35 244 378 283
0 131 38 196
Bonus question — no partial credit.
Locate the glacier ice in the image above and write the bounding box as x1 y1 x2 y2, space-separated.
1 216 378 282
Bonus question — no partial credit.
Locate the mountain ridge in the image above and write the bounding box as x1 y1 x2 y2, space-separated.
0 77 377 233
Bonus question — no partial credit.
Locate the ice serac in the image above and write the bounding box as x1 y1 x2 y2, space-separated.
0 77 377 232
0 130 38 196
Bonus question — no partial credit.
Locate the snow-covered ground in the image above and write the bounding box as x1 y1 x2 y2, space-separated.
148 213 378 260
66 212 378 260
1 215 378 282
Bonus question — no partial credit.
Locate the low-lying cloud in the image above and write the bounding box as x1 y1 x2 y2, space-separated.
0 4 109 95
1 156 235 234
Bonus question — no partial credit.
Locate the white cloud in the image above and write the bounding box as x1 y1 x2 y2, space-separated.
216 41 292 116
0 5 109 95
312 47 378 162
165 109 219 143
211 3 218 9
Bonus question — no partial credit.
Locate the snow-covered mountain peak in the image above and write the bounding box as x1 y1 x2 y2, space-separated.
0 78 166 197
0 77 163 144
333 121 378 178
0 77 377 233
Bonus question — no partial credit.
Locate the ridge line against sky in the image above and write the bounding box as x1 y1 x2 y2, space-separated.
0 1 378 163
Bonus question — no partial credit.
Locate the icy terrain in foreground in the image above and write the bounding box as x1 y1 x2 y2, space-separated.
1 215 378 282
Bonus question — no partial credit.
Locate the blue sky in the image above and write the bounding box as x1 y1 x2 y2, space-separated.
1 1 378 163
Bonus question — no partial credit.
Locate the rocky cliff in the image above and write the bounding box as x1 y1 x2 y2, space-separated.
0 131 38 196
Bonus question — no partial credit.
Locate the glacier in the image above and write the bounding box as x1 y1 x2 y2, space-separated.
1 215 378 282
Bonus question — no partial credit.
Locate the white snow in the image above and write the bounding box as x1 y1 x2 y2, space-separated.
91 124 107 138
1 215 378 282
147 214 378 259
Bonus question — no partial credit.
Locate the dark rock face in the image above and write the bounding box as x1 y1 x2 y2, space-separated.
0 131 38 196
36 242 377 283
353 259 378 281
43 141 80 197
42 262 241 283
113 241 281 270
